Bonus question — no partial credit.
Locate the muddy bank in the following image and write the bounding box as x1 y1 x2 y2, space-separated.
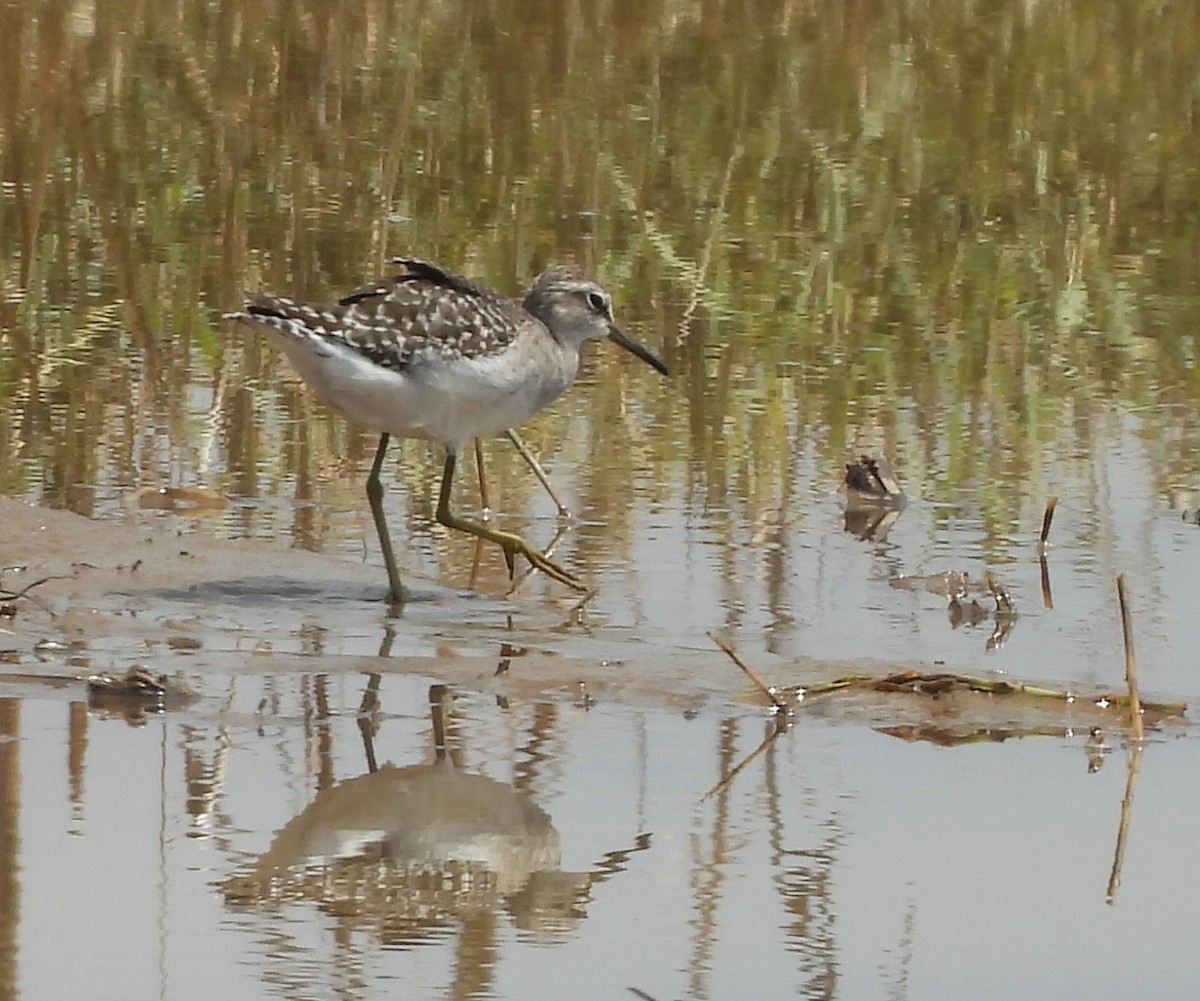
1 498 1181 744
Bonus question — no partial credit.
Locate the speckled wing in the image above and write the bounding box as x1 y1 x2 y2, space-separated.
243 259 528 372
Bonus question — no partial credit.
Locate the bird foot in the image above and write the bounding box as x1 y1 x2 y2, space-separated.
437 500 586 593
501 538 585 592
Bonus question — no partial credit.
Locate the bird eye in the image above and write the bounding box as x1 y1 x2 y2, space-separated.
585 290 609 314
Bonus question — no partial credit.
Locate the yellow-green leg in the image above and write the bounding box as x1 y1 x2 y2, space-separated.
436 451 585 591
504 429 570 517
474 431 570 518
365 433 408 605
473 438 492 514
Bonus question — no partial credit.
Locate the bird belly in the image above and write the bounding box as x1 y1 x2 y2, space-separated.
270 333 571 452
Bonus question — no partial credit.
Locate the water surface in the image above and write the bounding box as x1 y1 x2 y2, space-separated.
3 1 1200 998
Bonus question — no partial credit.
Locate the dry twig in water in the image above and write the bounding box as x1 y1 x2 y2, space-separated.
710 634 790 713
1039 496 1058 547
1116 575 1144 743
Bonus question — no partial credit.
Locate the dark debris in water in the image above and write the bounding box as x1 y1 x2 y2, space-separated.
842 454 906 507
892 569 1019 650
86 666 195 724
841 454 907 542
890 570 974 599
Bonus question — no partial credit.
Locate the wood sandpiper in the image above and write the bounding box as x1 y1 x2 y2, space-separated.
227 258 669 604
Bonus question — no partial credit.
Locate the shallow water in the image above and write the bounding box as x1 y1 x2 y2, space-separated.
4 1 1200 998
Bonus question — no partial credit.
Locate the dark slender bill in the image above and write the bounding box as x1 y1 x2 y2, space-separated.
607 326 669 376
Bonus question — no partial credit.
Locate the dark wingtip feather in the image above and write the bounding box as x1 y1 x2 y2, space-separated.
389 257 496 299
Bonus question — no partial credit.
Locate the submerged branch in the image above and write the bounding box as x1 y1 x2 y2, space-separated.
794 670 1184 720
712 637 1185 727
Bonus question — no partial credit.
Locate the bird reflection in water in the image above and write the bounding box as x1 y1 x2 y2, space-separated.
223 684 600 943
